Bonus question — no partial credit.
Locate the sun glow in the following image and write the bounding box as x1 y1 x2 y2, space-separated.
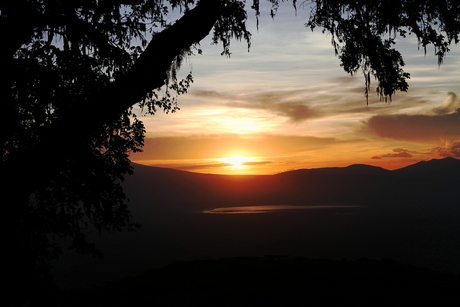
221 156 252 168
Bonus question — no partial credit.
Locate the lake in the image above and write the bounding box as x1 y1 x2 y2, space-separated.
203 204 362 214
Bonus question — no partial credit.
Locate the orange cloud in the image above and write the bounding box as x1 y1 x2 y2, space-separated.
432 140 460 158
371 148 421 159
178 160 273 171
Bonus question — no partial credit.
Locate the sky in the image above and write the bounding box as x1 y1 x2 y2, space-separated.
131 3 460 175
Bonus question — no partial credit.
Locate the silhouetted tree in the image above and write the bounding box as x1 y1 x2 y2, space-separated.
1 0 458 303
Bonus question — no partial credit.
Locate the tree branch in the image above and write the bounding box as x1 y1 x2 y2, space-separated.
96 0 223 122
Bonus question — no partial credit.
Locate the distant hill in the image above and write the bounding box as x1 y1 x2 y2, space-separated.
278 163 390 176
53 157 460 290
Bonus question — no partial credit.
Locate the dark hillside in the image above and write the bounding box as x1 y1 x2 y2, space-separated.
61 257 459 307
125 163 279 210
273 164 393 205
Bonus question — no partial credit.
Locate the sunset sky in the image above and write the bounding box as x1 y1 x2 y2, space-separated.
131 3 460 175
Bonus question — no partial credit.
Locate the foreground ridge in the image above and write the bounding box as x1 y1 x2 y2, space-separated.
61 256 459 307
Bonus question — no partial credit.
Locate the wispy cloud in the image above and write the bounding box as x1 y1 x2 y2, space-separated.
194 89 321 123
430 92 460 115
432 140 460 158
180 162 234 170
371 148 423 159
192 84 437 126
178 160 274 171
241 161 273 166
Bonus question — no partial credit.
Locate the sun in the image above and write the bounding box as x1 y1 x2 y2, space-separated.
221 156 252 168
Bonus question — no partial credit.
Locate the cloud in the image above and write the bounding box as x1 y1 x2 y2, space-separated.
371 148 419 159
432 140 460 158
130 134 343 160
194 89 320 122
178 160 274 171
266 102 318 123
227 91 321 123
241 161 273 166
192 85 435 126
365 93 460 143
431 92 460 115
180 162 233 170
192 90 228 100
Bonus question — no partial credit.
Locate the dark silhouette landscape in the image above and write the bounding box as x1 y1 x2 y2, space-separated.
49 157 460 304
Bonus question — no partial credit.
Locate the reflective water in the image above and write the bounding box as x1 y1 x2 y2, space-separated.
203 204 362 214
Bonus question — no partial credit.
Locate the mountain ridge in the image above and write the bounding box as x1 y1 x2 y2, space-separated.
392 157 460 180
133 157 459 177
126 157 460 210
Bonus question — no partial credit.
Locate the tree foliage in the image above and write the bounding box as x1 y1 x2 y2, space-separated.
306 0 460 101
1 0 459 299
